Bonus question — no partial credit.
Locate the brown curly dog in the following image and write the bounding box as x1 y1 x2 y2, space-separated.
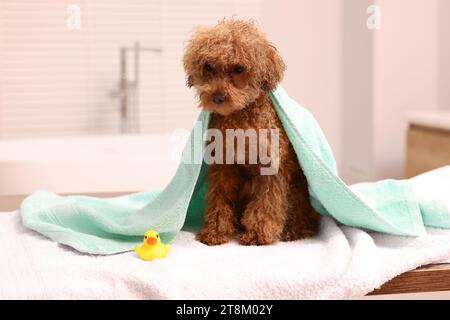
183 19 320 246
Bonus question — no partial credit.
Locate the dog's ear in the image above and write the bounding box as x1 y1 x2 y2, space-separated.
186 75 194 88
261 44 286 92
183 26 209 89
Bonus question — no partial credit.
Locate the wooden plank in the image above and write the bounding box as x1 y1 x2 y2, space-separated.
369 264 450 295
0 195 26 212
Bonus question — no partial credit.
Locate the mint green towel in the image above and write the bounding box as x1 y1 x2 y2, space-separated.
20 86 450 254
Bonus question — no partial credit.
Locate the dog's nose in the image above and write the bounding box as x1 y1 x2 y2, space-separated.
212 93 226 105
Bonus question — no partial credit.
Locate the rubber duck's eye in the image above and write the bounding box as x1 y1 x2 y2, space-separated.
157 235 159 238
144 236 147 239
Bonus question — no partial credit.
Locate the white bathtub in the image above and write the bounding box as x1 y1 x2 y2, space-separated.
0 134 181 196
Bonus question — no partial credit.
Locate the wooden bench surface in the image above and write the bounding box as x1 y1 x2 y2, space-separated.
369 263 450 295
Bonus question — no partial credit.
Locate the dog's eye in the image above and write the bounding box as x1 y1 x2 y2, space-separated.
204 63 214 73
232 65 245 74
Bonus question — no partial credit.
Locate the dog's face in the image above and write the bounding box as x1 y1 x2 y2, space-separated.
183 19 285 116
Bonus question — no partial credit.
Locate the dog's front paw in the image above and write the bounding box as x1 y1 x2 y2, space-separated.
239 231 278 246
196 230 230 246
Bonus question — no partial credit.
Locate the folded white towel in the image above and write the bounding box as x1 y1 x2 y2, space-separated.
1 167 450 299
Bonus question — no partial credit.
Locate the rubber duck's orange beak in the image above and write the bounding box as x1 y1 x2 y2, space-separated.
146 237 157 245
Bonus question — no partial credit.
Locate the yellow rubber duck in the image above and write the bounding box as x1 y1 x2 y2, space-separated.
134 230 171 261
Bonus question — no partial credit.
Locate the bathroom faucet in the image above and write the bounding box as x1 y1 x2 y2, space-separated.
114 42 162 134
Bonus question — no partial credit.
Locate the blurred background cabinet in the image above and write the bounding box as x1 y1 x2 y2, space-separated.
406 112 450 178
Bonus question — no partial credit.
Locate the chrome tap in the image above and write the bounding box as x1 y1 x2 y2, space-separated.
112 41 162 134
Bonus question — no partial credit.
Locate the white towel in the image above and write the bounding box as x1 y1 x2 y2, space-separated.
1 167 450 299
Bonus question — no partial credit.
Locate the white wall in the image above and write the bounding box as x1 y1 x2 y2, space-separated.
340 0 375 183
261 0 342 169
439 0 450 110
373 0 440 179
340 0 446 182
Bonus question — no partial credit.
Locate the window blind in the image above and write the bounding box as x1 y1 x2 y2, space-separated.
0 0 261 138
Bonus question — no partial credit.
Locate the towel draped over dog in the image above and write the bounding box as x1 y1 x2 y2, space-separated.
20 86 450 254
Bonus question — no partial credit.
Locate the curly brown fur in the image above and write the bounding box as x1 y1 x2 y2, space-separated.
183 18 320 246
